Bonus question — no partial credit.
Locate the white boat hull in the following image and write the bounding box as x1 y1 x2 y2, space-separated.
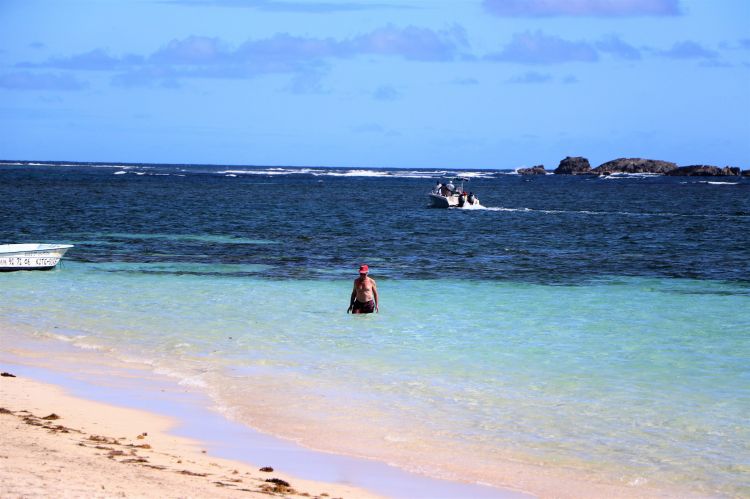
428 193 480 209
0 244 73 271
428 193 458 208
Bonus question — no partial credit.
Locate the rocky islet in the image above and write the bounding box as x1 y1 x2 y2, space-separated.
538 156 748 176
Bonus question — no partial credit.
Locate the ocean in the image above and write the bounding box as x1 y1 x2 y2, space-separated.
2 162 749 497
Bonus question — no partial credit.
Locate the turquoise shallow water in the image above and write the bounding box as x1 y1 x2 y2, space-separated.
3 261 749 496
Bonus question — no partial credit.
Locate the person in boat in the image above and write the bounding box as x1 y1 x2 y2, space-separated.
440 183 452 196
467 192 476 205
458 191 467 207
347 264 379 314
433 181 442 194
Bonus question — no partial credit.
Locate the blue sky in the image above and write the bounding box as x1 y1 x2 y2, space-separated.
1 0 748 169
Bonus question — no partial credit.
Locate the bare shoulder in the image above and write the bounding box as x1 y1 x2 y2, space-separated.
368 277 377 285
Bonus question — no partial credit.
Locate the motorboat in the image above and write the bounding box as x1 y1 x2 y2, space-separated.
0 243 74 271
428 178 481 208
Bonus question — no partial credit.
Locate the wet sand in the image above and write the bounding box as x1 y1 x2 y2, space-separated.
0 371 381 499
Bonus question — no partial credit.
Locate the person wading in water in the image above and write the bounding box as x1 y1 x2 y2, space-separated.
347 264 379 314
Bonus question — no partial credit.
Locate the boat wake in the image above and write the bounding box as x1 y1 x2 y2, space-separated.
454 203 485 210
465 205 750 219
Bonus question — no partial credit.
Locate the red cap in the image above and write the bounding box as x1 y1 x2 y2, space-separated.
359 264 369 273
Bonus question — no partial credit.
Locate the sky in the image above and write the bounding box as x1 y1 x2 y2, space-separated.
0 0 748 169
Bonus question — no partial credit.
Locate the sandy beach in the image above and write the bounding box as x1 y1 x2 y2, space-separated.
0 372 380 499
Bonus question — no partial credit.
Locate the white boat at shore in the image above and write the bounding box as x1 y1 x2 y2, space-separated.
0 244 74 271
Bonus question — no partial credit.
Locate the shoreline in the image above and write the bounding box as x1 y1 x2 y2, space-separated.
0 368 377 499
0 339 528 499
0 317 714 499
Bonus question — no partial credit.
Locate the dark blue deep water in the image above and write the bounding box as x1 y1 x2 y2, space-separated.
2 162 749 284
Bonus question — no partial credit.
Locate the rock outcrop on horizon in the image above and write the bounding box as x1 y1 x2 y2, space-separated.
551 156 746 176
593 158 677 175
554 157 591 175
666 165 741 176
517 165 547 175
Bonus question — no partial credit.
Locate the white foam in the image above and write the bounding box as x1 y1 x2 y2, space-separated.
38 330 109 352
217 167 497 179
480 206 532 212
121 356 156 367
113 171 127 175
318 169 391 177
205 166 510 180
73 341 106 351
455 171 496 178
457 202 484 210
600 173 662 179
219 168 314 176
383 172 438 179
178 375 208 388
46 333 78 342
628 477 649 487
600 175 640 180
323 169 473 179
153 367 208 388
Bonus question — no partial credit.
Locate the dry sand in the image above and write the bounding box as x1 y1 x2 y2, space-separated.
0 372 382 499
